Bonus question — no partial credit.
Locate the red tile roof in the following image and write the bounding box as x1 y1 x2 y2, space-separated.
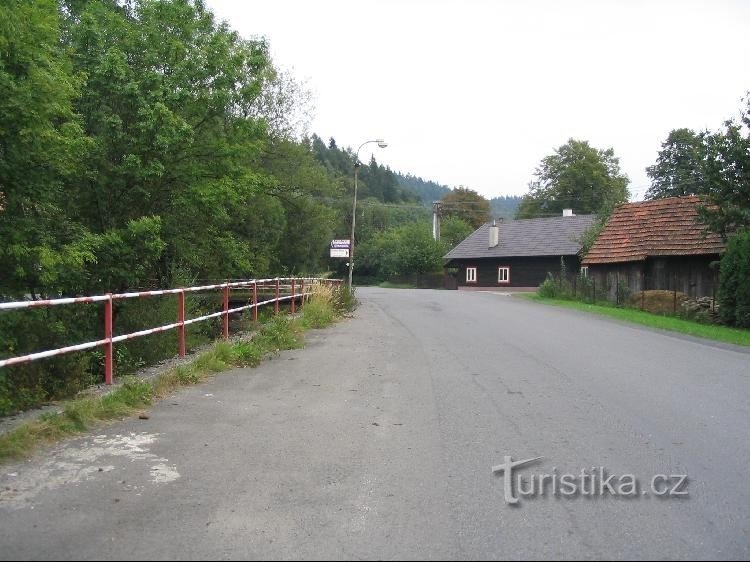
582 196 725 265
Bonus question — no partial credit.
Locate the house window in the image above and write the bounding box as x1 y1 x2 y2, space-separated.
498 267 510 284
466 267 477 283
580 266 589 277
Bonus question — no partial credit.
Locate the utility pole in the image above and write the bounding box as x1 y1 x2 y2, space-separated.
432 201 442 241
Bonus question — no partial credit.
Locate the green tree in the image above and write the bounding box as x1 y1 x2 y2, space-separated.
516 139 630 219
395 172 451 204
64 0 280 282
260 138 341 272
440 216 473 249
0 0 89 298
489 195 523 220
397 222 445 275
718 230 750 327
697 99 750 238
440 187 491 229
356 221 444 278
645 128 707 200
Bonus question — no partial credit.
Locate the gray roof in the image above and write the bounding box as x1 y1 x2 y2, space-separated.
444 215 597 260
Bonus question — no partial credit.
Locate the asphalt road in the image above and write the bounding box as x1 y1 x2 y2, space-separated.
1 287 749 560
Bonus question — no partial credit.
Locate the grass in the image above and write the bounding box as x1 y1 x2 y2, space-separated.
0 288 344 463
522 293 750 347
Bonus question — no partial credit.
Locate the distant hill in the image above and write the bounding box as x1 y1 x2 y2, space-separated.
490 195 523 220
394 172 523 220
395 172 452 205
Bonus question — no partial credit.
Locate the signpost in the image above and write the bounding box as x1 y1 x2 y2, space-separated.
330 239 351 259
330 248 350 258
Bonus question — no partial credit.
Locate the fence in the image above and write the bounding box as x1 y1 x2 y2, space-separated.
549 271 719 320
0 277 340 385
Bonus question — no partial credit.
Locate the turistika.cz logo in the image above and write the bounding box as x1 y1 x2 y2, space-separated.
492 456 689 505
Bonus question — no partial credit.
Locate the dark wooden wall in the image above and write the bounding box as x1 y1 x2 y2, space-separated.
452 256 581 288
589 255 721 298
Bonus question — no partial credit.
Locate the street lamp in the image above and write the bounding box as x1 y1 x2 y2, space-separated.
348 139 388 289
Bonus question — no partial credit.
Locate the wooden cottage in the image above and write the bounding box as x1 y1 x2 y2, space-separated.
444 212 597 290
581 196 725 298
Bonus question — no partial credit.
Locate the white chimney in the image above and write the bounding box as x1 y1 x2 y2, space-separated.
562 208 574 217
489 219 499 248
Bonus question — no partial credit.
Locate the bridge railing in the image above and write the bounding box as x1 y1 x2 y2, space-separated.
0 277 341 385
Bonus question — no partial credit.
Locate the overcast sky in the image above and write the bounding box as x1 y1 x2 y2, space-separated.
206 0 750 201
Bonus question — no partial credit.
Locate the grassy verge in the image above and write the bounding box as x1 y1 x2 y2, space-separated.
0 287 352 463
522 293 750 347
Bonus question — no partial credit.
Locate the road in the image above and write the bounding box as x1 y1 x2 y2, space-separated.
1 287 749 560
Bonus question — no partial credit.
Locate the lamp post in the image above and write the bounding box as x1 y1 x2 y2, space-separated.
348 138 387 289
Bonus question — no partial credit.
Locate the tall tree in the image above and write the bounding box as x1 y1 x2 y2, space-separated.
440 187 491 229
516 139 630 219
395 172 451 205
64 0 284 283
0 0 89 297
646 128 707 200
490 195 523 220
698 98 750 238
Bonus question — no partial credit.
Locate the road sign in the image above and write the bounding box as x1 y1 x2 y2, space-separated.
330 248 350 258
331 239 351 249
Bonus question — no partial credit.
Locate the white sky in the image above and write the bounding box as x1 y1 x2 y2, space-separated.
206 0 750 201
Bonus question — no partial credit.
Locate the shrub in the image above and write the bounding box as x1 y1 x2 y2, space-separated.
230 341 264 368
332 285 358 314
537 259 573 300
256 316 303 352
537 274 560 298
719 230 750 328
301 298 336 329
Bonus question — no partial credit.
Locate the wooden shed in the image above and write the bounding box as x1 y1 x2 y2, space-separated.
581 196 725 298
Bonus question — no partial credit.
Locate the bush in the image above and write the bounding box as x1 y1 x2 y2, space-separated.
230 342 264 368
719 231 750 328
537 274 561 298
301 298 336 329
256 316 303 352
332 285 358 314
537 259 574 300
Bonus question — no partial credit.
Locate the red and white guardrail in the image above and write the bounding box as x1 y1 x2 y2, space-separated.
0 277 341 385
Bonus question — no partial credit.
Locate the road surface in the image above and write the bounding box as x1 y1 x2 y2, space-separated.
1 287 749 560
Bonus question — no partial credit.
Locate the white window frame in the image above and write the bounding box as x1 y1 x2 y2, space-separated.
466 267 477 283
580 266 589 278
498 267 510 284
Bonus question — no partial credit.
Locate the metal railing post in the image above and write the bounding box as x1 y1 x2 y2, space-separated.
252 281 258 322
274 278 280 315
104 294 113 385
223 284 230 339
300 278 305 309
178 290 186 357
291 278 296 314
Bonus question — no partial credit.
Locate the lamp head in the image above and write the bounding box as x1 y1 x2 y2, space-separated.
376 139 388 149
